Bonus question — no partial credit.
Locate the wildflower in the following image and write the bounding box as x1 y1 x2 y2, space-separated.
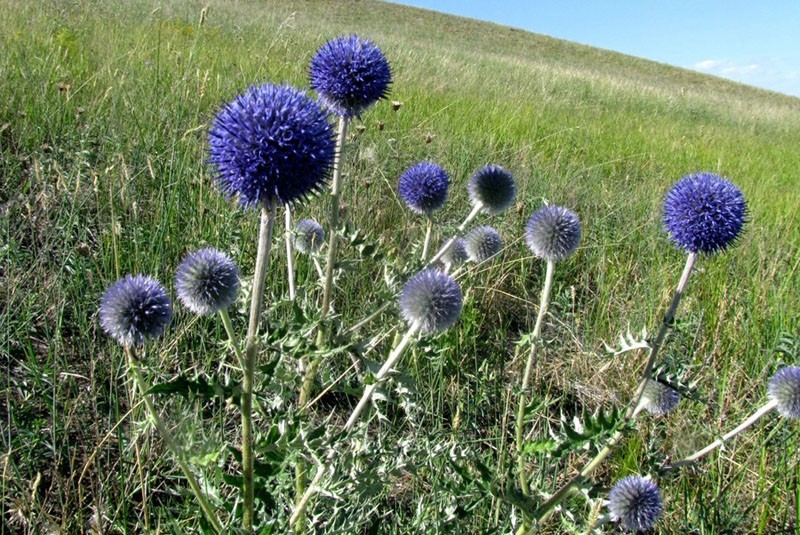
464 225 502 262
641 379 681 416
768 366 800 419
99 275 172 347
399 269 462 334
442 238 469 269
525 205 581 262
608 475 663 532
468 164 516 214
663 173 747 254
208 83 335 208
294 219 325 254
309 35 392 117
398 162 450 215
176 249 239 316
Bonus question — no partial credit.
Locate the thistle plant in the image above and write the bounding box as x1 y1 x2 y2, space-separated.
464 225 503 263
607 475 663 532
208 82 335 530
398 161 450 260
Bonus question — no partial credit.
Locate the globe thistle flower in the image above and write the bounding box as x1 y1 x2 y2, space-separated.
99 274 172 347
768 366 800 419
442 238 469 269
294 218 325 255
464 225 502 263
398 162 450 215
608 475 663 532
641 379 681 417
399 269 462 334
309 35 392 117
468 164 516 214
175 248 240 316
208 83 335 209
525 205 581 262
663 172 747 254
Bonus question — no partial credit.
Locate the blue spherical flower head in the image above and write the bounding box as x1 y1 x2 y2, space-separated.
398 162 450 215
208 83 336 209
642 379 681 417
525 206 581 262
608 475 663 532
294 218 325 254
464 225 502 263
768 366 800 419
663 173 747 254
99 274 172 347
442 238 469 269
400 269 462 334
309 35 392 117
468 164 516 214
176 248 240 316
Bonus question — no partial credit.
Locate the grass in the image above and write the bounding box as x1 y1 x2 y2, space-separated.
2 0 799 532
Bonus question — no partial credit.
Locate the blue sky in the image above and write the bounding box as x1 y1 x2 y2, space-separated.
392 0 800 98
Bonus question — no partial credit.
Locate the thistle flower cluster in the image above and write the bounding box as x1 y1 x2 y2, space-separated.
208 83 336 208
608 475 663 532
175 248 240 316
441 238 469 269
641 379 681 417
400 269 462 334
99 274 172 347
468 164 516 214
768 366 800 419
398 162 450 215
310 35 392 117
464 225 502 262
525 205 582 262
294 219 325 254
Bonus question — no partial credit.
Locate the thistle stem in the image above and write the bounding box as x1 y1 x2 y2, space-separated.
320 116 349 316
666 399 778 470
125 347 222 533
290 321 422 528
427 203 482 267
516 260 555 500
421 214 434 262
219 308 245 370
531 252 697 526
242 201 276 531
285 204 296 301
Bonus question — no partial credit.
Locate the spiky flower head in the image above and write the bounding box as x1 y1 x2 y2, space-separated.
294 219 325 254
468 164 516 214
464 225 503 262
663 173 747 254
768 366 800 419
309 35 392 117
398 162 450 215
525 205 582 262
608 475 664 532
642 380 681 417
99 275 172 347
175 248 239 316
208 83 335 209
442 238 469 269
399 269 462 334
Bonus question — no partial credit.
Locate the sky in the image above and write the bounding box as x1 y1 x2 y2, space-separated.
392 0 800 98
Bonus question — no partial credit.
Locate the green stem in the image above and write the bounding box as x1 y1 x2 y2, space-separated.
516 260 555 501
242 201 276 531
320 116 349 316
125 347 223 533
531 252 697 526
219 308 245 370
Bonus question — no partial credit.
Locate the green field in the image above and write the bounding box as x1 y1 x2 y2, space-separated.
3 0 799 532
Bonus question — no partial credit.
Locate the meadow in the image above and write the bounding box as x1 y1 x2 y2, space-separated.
2 0 800 532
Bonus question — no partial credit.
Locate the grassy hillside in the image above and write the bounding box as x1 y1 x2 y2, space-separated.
2 0 798 532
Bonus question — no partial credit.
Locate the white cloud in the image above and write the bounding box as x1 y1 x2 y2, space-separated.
689 57 800 97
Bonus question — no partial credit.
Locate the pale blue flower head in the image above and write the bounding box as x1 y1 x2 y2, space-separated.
175 248 239 316
99 274 172 347
399 269 462 334
608 475 663 532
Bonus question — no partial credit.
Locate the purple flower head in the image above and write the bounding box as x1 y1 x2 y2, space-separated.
398 162 450 215
442 238 469 269
642 379 681 417
294 218 325 254
464 226 502 263
309 35 392 117
663 173 747 254
176 248 239 316
99 274 172 347
400 269 462 334
768 366 800 419
468 164 516 214
525 205 581 262
208 83 335 209
608 475 663 532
